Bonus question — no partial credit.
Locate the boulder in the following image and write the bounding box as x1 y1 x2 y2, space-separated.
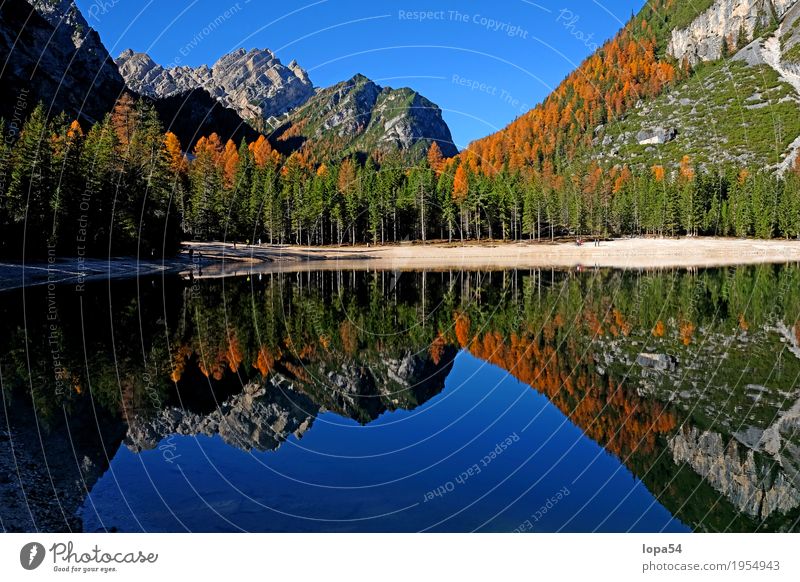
636 352 676 371
637 127 678 145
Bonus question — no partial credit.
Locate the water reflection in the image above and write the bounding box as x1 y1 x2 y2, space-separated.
2 265 800 532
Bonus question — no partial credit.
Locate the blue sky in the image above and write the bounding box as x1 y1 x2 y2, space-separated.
77 0 645 148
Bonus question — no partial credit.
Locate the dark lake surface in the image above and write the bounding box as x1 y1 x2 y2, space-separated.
2 264 800 532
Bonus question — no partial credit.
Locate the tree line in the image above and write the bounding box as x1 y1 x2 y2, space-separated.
0 95 180 258
2 96 800 259
179 135 799 244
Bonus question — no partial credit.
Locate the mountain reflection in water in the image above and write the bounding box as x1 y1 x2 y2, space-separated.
2 265 800 532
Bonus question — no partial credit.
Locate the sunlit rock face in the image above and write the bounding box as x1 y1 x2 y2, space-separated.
116 48 315 122
270 74 458 159
667 0 797 66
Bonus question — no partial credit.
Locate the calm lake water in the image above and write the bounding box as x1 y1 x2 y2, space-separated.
2 265 800 532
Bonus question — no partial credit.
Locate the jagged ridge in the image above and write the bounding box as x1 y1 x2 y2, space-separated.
116 47 315 126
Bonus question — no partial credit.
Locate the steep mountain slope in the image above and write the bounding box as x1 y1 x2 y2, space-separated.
464 0 800 176
591 55 800 170
667 0 795 65
270 74 458 160
116 48 314 127
0 0 125 122
592 0 800 172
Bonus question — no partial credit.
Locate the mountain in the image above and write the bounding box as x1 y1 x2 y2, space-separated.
464 0 800 175
148 88 261 150
116 48 315 128
127 347 456 452
270 73 458 160
118 49 458 160
0 0 125 122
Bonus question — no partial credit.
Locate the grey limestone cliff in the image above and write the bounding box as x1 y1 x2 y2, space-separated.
116 48 315 123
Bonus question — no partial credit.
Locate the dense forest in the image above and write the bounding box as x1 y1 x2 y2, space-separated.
178 137 800 244
2 93 800 259
0 97 180 258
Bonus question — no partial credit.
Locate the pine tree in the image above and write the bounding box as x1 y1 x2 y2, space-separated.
6 104 54 256
51 119 85 252
337 157 359 245
80 114 118 254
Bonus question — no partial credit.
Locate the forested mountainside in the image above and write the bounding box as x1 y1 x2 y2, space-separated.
442 0 800 241
464 0 799 175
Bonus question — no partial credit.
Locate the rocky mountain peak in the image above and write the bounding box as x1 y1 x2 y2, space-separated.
288 59 309 84
27 0 86 43
116 47 315 123
272 73 457 159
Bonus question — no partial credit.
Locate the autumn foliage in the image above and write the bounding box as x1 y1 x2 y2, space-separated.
466 328 676 457
461 18 676 177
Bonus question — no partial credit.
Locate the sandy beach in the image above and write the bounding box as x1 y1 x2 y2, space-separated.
182 238 800 279
2 238 800 291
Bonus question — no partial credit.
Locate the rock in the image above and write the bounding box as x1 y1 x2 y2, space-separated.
636 127 678 145
668 0 797 67
126 379 320 453
636 352 676 371
116 47 315 121
670 426 800 518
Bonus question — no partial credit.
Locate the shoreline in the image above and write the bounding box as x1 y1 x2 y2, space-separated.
2 238 800 291
0 256 199 293
182 238 800 278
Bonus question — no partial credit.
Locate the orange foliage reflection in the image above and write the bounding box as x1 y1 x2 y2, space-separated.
467 330 676 458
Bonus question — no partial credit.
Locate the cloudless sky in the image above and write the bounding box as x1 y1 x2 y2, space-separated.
76 0 645 149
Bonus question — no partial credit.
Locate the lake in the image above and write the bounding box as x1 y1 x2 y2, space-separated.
2 264 800 532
